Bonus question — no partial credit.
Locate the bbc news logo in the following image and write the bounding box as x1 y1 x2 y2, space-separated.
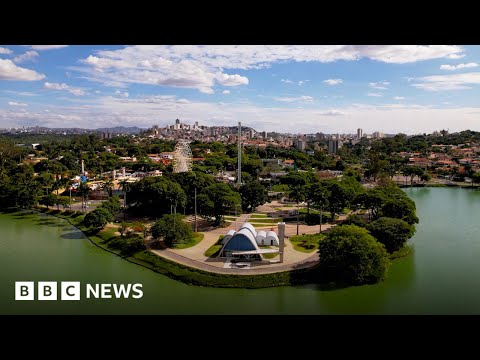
15 282 143 300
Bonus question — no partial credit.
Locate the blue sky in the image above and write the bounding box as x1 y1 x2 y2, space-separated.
1 45 480 134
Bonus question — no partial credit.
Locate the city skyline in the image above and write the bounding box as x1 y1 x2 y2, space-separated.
1 45 480 134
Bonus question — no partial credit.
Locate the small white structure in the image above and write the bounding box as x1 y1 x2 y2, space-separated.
256 230 267 245
266 231 280 246
222 229 236 244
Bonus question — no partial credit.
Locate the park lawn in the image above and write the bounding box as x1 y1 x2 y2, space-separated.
270 184 289 191
289 233 325 253
249 218 282 224
204 244 222 257
204 235 223 257
173 232 205 249
250 214 268 219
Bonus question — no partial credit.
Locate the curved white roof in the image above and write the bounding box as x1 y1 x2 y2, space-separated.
222 228 259 252
266 231 279 240
222 229 236 244
256 230 267 241
239 222 257 238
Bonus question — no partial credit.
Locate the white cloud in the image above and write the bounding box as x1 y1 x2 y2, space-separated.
115 90 129 98
76 45 463 93
2 90 38 96
8 101 28 107
281 79 293 84
440 63 478 71
44 82 86 96
27 45 69 50
369 81 390 90
367 92 382 97
215 73 249 86
393 96 405 100
13 51 39 64
2 96 480 135
0 47 12 55
412 72 480 91
222 90 230 94
95 90 101 94
318 109 346 116
0 59 45 81
448 53 465 59
298 80 310 86
275 95 314 103
323 78 343 86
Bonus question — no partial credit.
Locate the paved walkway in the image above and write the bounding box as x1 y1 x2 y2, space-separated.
151 248 319 275
151 212 350 275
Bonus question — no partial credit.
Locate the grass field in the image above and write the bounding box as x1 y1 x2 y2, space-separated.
289 233 325 253
173 232 204 249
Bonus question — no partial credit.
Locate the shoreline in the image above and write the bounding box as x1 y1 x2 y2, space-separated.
25 208 307 288
2 203 414 289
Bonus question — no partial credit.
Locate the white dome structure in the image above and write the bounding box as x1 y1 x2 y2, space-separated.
255 230 267 246
239 222 257 238
266 231 280 246
222 229 236 244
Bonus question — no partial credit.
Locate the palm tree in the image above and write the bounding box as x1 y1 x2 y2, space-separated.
102 179 114 198
119 179 131 221
78 182 91 213
289 185 306 235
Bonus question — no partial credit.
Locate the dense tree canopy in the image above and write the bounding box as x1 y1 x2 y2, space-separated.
240 180 268 212
197 183 241 225
84 207 113 229
318 225 390 285
367 217 415 253
151 214 193 247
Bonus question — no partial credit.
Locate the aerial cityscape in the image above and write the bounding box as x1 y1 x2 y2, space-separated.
1 45 480 315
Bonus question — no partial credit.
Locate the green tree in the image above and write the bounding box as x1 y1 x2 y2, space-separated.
83 207 113 229
472 172 480 186
420 172 431 184
102 179 114 197
381 197 419 224
55 196 71 209
289 184 306 235
317 225 390 285
240 181 268 213
151 214 193 247
367 217 415 253
77 181 91 213
99 196 121 215
342 213 367 227
118 179 131 220
197 183 241 226
39 194 56 209
323 180 356 219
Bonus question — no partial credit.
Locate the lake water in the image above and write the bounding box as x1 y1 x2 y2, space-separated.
1 187 480 314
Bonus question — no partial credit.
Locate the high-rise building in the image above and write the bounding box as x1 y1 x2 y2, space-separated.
328 139 342 154
357 128 363 139
295 139 306 151
262 131 268 139
372 131 384 139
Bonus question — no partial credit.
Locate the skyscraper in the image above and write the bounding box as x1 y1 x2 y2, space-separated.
357 128 363 139
328 139 342 154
